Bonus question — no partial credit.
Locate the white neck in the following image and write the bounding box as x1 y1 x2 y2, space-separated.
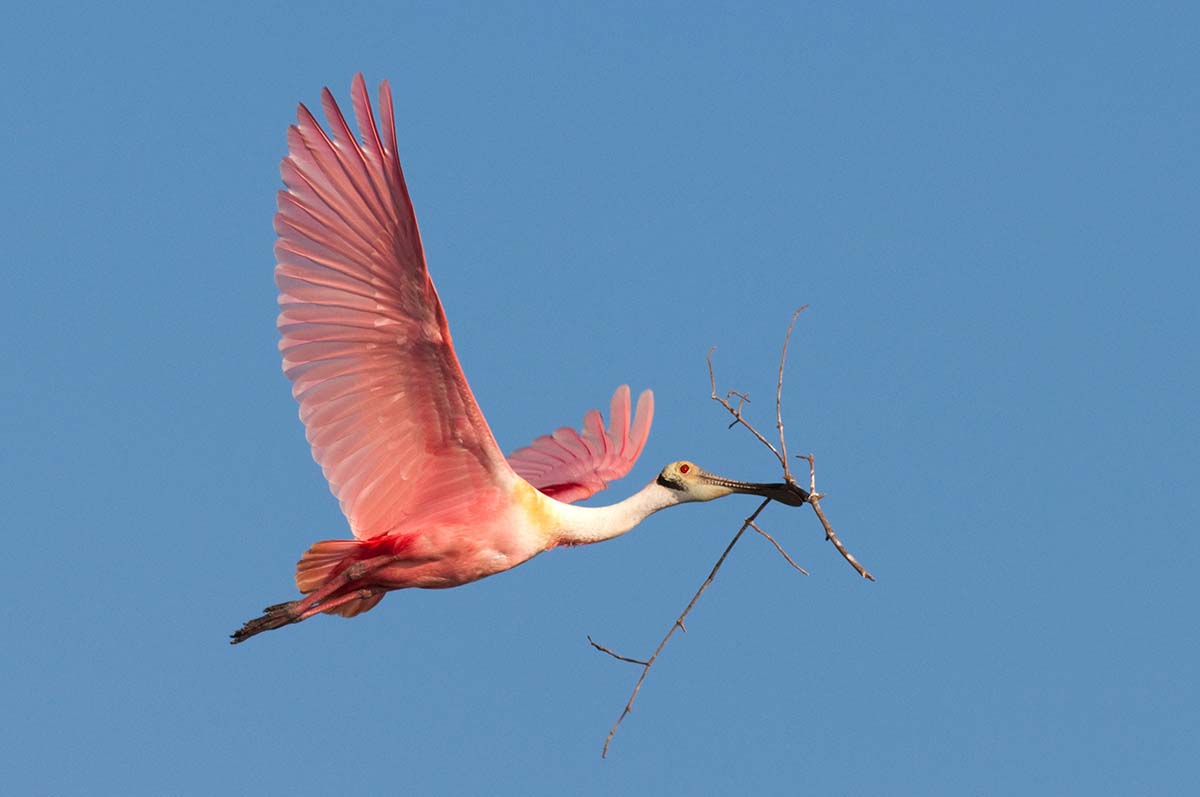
548 480 685 546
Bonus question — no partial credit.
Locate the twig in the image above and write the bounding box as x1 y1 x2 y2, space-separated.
707 305 808 476
708 352 783 467
590 308 873 757
799 453 875 582
590 499 772 758
775 306 807 481
587 636 650 666
708 310 873 580
748 521 809 575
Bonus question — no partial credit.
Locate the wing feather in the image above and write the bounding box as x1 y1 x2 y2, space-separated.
275 74 512 539
507 386 654 504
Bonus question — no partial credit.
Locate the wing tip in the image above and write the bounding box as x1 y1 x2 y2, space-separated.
628 388 654 462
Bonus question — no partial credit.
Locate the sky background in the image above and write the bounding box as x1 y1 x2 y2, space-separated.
3 2 1198 794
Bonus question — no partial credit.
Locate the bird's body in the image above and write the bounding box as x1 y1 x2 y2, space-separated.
232 75 805 643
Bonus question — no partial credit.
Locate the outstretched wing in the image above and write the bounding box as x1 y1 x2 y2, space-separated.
274 74 513 540
507 386 654 504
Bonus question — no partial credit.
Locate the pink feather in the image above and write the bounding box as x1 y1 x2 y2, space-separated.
507 386 655 504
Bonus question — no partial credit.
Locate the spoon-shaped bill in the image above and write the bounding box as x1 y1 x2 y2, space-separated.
700 471 810 506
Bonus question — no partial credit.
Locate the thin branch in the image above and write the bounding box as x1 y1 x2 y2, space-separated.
775 306 807 482
799 453 875 582
591 499 772 758
748 521 809 575
587 636 650 666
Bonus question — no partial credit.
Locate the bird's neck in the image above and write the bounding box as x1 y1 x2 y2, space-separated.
548 480 684 547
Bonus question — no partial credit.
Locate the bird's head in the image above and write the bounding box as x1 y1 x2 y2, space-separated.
655 461 809 506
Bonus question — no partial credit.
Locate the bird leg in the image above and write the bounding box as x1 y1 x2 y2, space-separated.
230 553 395 644
230 601 300 643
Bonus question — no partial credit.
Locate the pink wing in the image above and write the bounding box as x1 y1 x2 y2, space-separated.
507 386 654 504
274 74 513 540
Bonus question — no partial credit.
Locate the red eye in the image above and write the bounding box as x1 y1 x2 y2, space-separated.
679 464 690 474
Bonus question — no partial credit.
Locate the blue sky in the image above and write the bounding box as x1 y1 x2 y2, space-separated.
3 2 1197 794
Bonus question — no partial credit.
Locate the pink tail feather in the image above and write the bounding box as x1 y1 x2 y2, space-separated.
297 537 397 619
295 539 363 594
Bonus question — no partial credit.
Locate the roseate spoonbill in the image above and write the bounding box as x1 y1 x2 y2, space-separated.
231 75 806 644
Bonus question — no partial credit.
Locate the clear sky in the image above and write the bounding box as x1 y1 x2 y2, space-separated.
3 2 1197 794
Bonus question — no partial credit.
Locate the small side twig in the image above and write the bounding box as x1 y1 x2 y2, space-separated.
748 521 809 575
708 353 783 467
586 636 650 666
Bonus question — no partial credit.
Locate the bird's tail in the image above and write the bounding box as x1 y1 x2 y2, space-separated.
295 539 387 618
295 539 361 593
229 539 388 644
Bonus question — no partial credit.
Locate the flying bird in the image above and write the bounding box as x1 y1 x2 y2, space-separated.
232 75 806 644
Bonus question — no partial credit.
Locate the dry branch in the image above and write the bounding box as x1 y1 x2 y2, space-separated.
588 307 873 757
799 453 875 582
588 498 771 758
748 520 809 575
